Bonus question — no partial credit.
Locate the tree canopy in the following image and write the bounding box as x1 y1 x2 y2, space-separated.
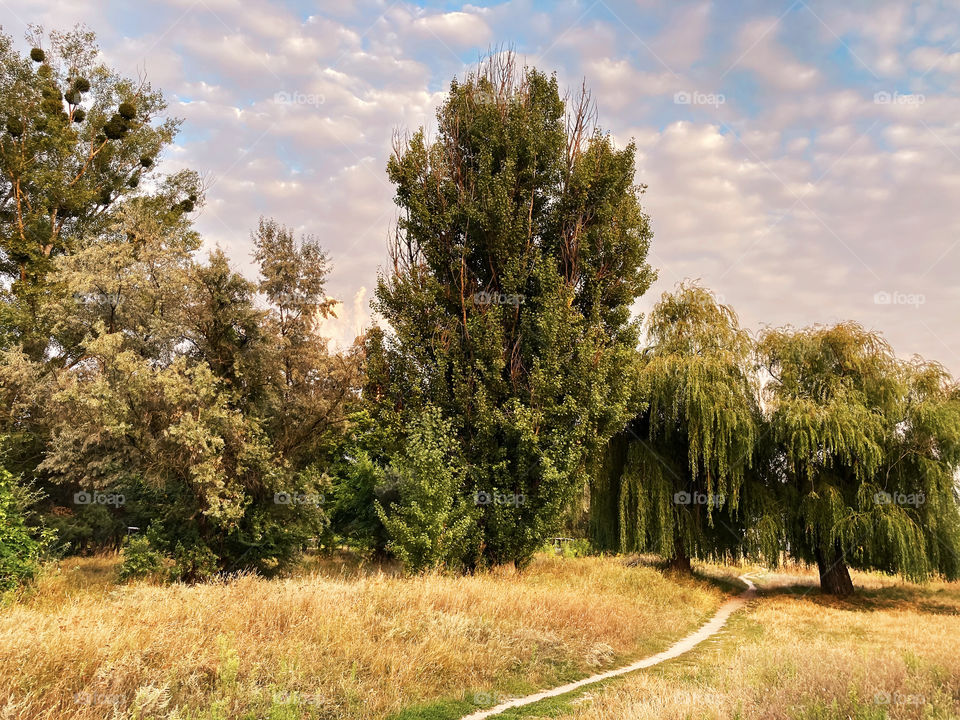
364 53 655 568
759 322 960 595
591 283 768 570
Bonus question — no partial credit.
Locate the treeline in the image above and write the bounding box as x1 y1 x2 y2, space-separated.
1 30 958 596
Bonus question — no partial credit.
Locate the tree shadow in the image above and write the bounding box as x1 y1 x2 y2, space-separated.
621 553 751 595
753 576 960 615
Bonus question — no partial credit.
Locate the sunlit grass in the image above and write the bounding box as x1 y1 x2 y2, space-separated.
0 552 726 719
545 564 960 720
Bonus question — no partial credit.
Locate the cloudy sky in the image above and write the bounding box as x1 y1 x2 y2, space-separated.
2 0 958 370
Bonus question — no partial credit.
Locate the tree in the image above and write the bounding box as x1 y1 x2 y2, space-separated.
251 218 357 470
26 210 355 576
371 54 655 568
0 25 195 360
758 323 960 596
590 284 769 571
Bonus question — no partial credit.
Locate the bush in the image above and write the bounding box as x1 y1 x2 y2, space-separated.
170 542 221 583
0 468 54 592
118 535 166 582
376 407 476 572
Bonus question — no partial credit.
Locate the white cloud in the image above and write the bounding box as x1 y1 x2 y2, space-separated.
0 0 957 372
733 18 820 91
410 10 492 47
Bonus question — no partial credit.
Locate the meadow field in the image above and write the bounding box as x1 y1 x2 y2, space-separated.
535 568 960 720
0 553 728 720
3 555 956 720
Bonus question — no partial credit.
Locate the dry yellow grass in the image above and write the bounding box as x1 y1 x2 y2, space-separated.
551 565 960 720
0 553 725 719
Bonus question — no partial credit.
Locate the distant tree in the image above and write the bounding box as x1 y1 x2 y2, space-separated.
591 284 769 571
758 323 960 595
371 54 655 568
252 218 358 470
328 405 399 559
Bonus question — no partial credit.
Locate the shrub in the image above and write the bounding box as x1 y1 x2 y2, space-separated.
118 535 166 582
0 468 54 592
377 407 475 572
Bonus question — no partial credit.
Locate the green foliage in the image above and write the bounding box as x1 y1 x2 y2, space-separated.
329 409 400 557
371 55 655 568
595 283 768 566
377 407 475 572
118 534 165 581
0 158 356 579
0 466 54 592
543 537 594 558
0 25 191 360
759 322 960 589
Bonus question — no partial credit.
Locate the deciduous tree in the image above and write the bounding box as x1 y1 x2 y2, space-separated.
371 54 655 568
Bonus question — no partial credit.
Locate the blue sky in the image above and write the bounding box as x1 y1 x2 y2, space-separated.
2 0 958 369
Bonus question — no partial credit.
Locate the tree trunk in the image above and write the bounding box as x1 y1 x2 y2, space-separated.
815 542 855 597
668 536 692 573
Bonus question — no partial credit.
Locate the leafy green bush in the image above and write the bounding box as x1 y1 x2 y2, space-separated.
377 407 475 572
0 468 54 592
118 535 166 581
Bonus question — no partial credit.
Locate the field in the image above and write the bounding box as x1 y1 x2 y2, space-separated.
0 553 728 720
2 555 957 720
539 567 960 720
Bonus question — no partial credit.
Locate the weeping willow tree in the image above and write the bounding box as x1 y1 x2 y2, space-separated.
592 283 770 571
758 323 960 596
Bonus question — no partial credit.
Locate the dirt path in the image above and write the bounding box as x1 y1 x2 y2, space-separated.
460 572 758 720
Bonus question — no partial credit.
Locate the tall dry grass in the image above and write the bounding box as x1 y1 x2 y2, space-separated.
554 565 960 720
0 553 725 719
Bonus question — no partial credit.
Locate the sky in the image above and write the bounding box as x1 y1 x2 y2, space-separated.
2 0 958 370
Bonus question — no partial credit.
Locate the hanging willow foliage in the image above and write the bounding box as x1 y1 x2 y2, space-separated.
595 283 769 566
759 322 960 593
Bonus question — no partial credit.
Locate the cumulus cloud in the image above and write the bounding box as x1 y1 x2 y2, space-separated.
731 18 820 91
0 0 956 371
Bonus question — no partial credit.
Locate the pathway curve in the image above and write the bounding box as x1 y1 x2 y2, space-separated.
460 572 758 720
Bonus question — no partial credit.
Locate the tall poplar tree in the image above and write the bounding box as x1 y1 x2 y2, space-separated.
370 54 655 568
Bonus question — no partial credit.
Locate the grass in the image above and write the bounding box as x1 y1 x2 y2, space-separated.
0 552 728 719
534 564 960 720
